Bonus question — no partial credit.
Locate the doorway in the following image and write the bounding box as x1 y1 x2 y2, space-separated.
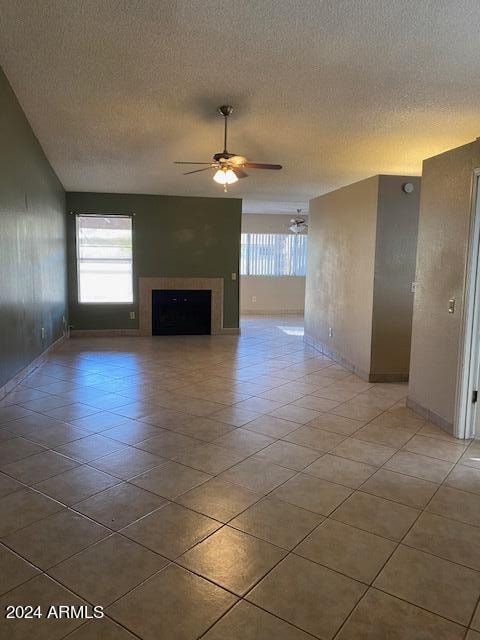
456 169 480 438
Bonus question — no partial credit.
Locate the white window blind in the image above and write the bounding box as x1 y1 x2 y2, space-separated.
240 233 307 276
76 215 133 303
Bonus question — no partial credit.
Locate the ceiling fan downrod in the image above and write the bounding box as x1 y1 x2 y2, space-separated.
217 105 233 156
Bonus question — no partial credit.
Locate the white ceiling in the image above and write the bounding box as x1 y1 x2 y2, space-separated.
1 1 480 204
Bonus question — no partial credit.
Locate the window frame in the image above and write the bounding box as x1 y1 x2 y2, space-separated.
75 213 134 305
240 232 307 277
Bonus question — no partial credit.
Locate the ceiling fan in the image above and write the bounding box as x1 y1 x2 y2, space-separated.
174 105 282 191
289 209 308 234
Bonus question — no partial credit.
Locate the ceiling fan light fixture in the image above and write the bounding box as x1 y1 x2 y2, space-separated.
213 168 238 185
224 169 238 184
289 212 308 234
213 168 227 184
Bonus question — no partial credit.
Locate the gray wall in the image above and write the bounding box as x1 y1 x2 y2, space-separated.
0 67 66 390
66 192 242 330
408 141 480 429
371 175 421 376
241 213 306 314
305 176 379 377
305 175 420 380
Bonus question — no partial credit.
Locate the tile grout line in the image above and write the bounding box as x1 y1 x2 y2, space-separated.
330 426 479 638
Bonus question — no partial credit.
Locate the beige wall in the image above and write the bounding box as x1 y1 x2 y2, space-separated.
241 213 307 314
408 141 480 430
241 276 306 314
371 175 421 376
242 213 303 234
305 176 379 377
305 175 420 380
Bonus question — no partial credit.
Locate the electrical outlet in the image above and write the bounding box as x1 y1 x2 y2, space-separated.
252 296 257 303
411 282 417 293
328 327 333 338
129 311 136 320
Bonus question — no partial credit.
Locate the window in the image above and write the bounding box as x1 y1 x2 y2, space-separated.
76 215 133 303
240 233 307 276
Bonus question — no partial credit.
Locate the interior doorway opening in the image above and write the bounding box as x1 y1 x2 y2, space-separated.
239 212 308 320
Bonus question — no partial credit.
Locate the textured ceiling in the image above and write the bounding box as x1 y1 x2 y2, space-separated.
1 0 480 203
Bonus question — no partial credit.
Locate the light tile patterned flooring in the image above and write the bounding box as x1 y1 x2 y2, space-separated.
0 316 480 639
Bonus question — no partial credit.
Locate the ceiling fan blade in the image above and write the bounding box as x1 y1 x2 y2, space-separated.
243 162 282 170
174 161 212 165
183 167 213 175
232 168 248 179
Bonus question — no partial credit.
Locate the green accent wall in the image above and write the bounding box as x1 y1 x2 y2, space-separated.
0 67 66 390
66 192 242 330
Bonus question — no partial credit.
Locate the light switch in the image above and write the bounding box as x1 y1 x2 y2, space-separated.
448 298 456 314
129 311 135 320
231 273 237 280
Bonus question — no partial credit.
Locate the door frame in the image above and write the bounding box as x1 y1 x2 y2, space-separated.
455 168 480 439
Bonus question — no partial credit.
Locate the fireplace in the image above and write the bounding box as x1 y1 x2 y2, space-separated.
152 289 212 335
139 277 233 336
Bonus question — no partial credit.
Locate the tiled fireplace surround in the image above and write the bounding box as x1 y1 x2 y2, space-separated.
139 277 233 336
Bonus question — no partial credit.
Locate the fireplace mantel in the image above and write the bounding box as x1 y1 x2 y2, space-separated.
139 277 234 336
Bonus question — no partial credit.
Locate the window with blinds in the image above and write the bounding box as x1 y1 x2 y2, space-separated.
240 233 307 276
76 215 133 303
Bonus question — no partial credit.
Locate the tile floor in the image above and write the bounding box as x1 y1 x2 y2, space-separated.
0 315 479 639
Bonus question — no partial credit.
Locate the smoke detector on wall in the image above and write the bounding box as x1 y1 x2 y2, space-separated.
289 210 308 234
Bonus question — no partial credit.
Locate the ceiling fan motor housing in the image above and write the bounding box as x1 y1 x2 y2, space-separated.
213 152 235 162
217 105 233 117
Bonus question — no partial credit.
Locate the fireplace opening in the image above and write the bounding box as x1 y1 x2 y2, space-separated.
152 289 212 335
